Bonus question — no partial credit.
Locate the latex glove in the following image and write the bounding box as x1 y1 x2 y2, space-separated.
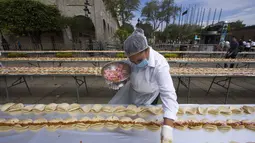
161 125 173 143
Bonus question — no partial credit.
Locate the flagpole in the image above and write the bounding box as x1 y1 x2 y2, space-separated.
206 8 211 26
201 8 205 27
212 8 217 24
218 8 222 22
178 4 182 26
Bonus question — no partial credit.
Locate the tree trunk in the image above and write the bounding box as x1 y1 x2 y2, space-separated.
29 31 43 50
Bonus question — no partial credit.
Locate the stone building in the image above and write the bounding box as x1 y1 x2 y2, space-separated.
1 0 119 50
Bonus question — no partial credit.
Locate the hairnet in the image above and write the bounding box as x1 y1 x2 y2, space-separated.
124 28 148 57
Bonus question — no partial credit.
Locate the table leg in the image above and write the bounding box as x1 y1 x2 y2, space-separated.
176 77 181 93
83 76 89 95
75 80 80 103
224 77 232 104
206 77 216 96
4 76 9 101
23 76 32 96
187 77 191 103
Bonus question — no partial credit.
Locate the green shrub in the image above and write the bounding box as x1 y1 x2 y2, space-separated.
164 53 179 58
116 52 125 58
56 52 73 58
7 53 27 58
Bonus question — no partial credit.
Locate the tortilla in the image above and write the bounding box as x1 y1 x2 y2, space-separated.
188 119 202 130
215 120 232 132
29 118 47 132
113 106 126 116
0 118 6 123
7 103 24 112
0 125 13 132
68 103 81 112
226 119 244 130
197 107 208 115
146 122 161 132
230 106 243 114
91 104 103 113
61 118 77 130
119 117 133 130
14 119 33 132
207 107 220 115
0 103 15 112
90 116 105 130
148 106 163 115
76 117 91 131
81 105 92 113
102 106 113 113
56 103 70 112
6 118 19 124
138 106 151 117
201 119 217 132
218 106 232 115
174 119 188 130
126 105 138 116
46 118 63 131
105 116 119 130
242 106 255 114
22 105 35 113
33 104 46 112
242 120 255 131
186 107 197 115
133 118 146 130
177 107 185 115
45 103 58 112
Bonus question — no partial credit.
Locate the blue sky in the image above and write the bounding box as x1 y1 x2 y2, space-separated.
131 0 255 27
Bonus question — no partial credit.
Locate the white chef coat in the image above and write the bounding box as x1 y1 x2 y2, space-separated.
109 47 179 120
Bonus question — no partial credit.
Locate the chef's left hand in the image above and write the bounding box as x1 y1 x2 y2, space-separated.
161 125 173 143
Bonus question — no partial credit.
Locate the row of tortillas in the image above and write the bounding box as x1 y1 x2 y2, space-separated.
177 106 255 115
0 116 161 132
174 118 255 132
0 103 162 117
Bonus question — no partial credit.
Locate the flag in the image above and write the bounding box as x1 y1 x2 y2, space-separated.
182 10 188 16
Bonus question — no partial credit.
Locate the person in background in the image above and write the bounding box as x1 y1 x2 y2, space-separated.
0 52 2 67
238 39 244 52
224 36 239 68
109 28 178 143
251 40 255 51
245 39 251 51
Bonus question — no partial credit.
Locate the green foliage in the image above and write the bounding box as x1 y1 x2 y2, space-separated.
7 53 27 58
121 23 134 34
141 0 180 31
114 29 131 43
137 22 153 38
56 52 73 58
116 52 126 58
104 0 140 24
164 53 179 58
228 20 246 31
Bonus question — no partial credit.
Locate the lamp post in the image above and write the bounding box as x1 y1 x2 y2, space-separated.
136 18 140 28
84 0 91 17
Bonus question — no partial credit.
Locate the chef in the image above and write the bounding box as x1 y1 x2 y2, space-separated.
109 28 179 142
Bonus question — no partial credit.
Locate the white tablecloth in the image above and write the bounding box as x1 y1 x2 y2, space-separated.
0 104 254 143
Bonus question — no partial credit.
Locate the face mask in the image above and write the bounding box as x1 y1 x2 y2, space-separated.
136 59 148 68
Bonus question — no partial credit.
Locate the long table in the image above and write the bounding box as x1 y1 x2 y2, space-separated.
0 104 254 143
1 67 255 103
1 57 254 68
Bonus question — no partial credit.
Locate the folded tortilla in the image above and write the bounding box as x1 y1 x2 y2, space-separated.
138 106 151 117
6 118 19 124
133 118 146 130
230 106 243 114
177 107 185 115
146 122 161 132
214 120 232 132
102 106 113 113
76 117 91 131
7 103 24 112
33 104 46 112
29 118 48 132
56 103 70 112
197 107 208 115
105 116 119 130
68 103 81 112
61 118 77 130
148 106 163 115
0 103 15 112
45 103 58 112
46 118 63 131
22 105 35 113
14 119 33 132
90 116 105 130
186 107 197 115
0 118 6 123
207 107 220 115
218 106 232 115
188 119 202 130
174 119 188 130
202 119 217 132
91 104 103 113
226 119 244 130
242 106 255 114
81 105 92 113
126 105 138 116
113 106 126 116
119 117 133 130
